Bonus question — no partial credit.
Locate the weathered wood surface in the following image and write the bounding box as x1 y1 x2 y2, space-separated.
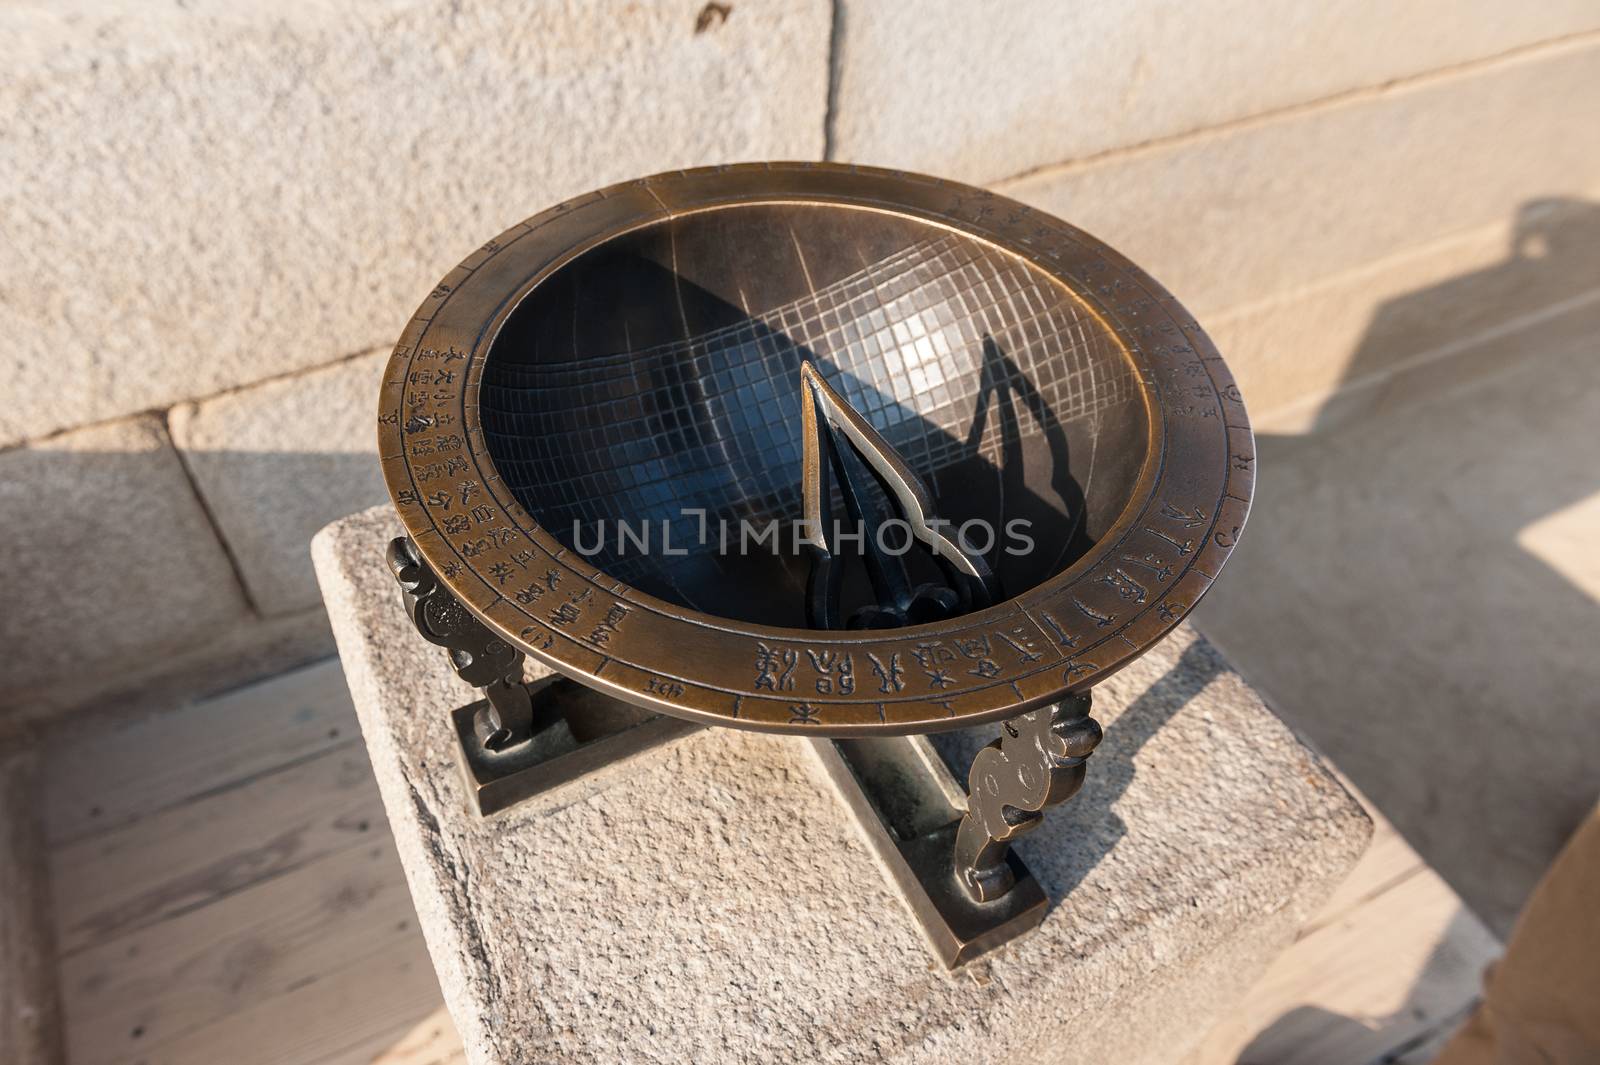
2 747 66 1065
45 660 353 848
51 740 388 957
46 660 442 1065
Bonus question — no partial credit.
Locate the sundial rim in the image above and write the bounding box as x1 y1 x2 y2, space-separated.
378 162 1254 735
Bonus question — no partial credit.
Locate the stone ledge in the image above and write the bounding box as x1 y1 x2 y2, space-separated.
1210 192 1600 432
997 37 1600 320
314 504 1371 1065
831 1 1600 186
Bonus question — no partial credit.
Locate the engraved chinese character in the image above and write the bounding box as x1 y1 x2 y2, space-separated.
952 635 992 659
788 704 821 725
952 635 1000 680
1039 611 1080 649
1144 526 1193 555
866 652 905 694
997 626 1044 663
1098 568 1148 603
1160 504 1208 529
913 640 958 689
585 604 630 647
1072 596 1117 627
754 643 798 692
912 641 954 671
805 649 855 695
1120 552 1173 583
967 659 1002 680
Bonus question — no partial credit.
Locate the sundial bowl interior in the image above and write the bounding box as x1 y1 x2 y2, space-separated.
379 163 1254 966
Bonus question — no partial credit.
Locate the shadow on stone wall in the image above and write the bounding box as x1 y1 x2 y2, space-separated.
1305 195 1600 433
0 444 383 730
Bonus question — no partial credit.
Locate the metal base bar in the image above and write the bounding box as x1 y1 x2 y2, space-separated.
453 675 699 816
809 735 1047 968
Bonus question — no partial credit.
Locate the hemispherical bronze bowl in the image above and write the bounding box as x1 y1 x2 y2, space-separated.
379 163 1253 734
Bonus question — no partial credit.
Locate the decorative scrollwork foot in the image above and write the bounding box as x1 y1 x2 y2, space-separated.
953 692 1103 903
473 677 536 751
387 536 534 750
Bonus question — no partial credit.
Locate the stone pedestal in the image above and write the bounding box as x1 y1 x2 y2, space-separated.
314 505 1370 1065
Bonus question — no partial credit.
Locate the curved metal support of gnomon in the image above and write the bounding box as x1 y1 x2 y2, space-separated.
797 360 1104 922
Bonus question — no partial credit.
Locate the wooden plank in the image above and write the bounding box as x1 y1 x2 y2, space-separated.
58 837 424 1064
1184 867 1498 1065
356 1006 465 1065
100 934 444 1065
51 741 387 956
1 748 66 1065
46 659 355 847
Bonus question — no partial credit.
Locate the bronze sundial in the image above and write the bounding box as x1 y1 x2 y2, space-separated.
379 163 1253 965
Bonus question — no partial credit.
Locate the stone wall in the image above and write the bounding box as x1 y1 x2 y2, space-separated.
4 0 1599 727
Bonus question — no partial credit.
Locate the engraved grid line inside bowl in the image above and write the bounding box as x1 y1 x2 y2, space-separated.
480 233 1138 589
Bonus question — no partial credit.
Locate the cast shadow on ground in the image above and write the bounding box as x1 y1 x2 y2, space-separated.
1191 195 1600 1060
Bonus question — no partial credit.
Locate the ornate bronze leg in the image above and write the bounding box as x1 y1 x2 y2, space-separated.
953 693 1103 903
387 536 697 815
387 536 537 748
809 699 1101 968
